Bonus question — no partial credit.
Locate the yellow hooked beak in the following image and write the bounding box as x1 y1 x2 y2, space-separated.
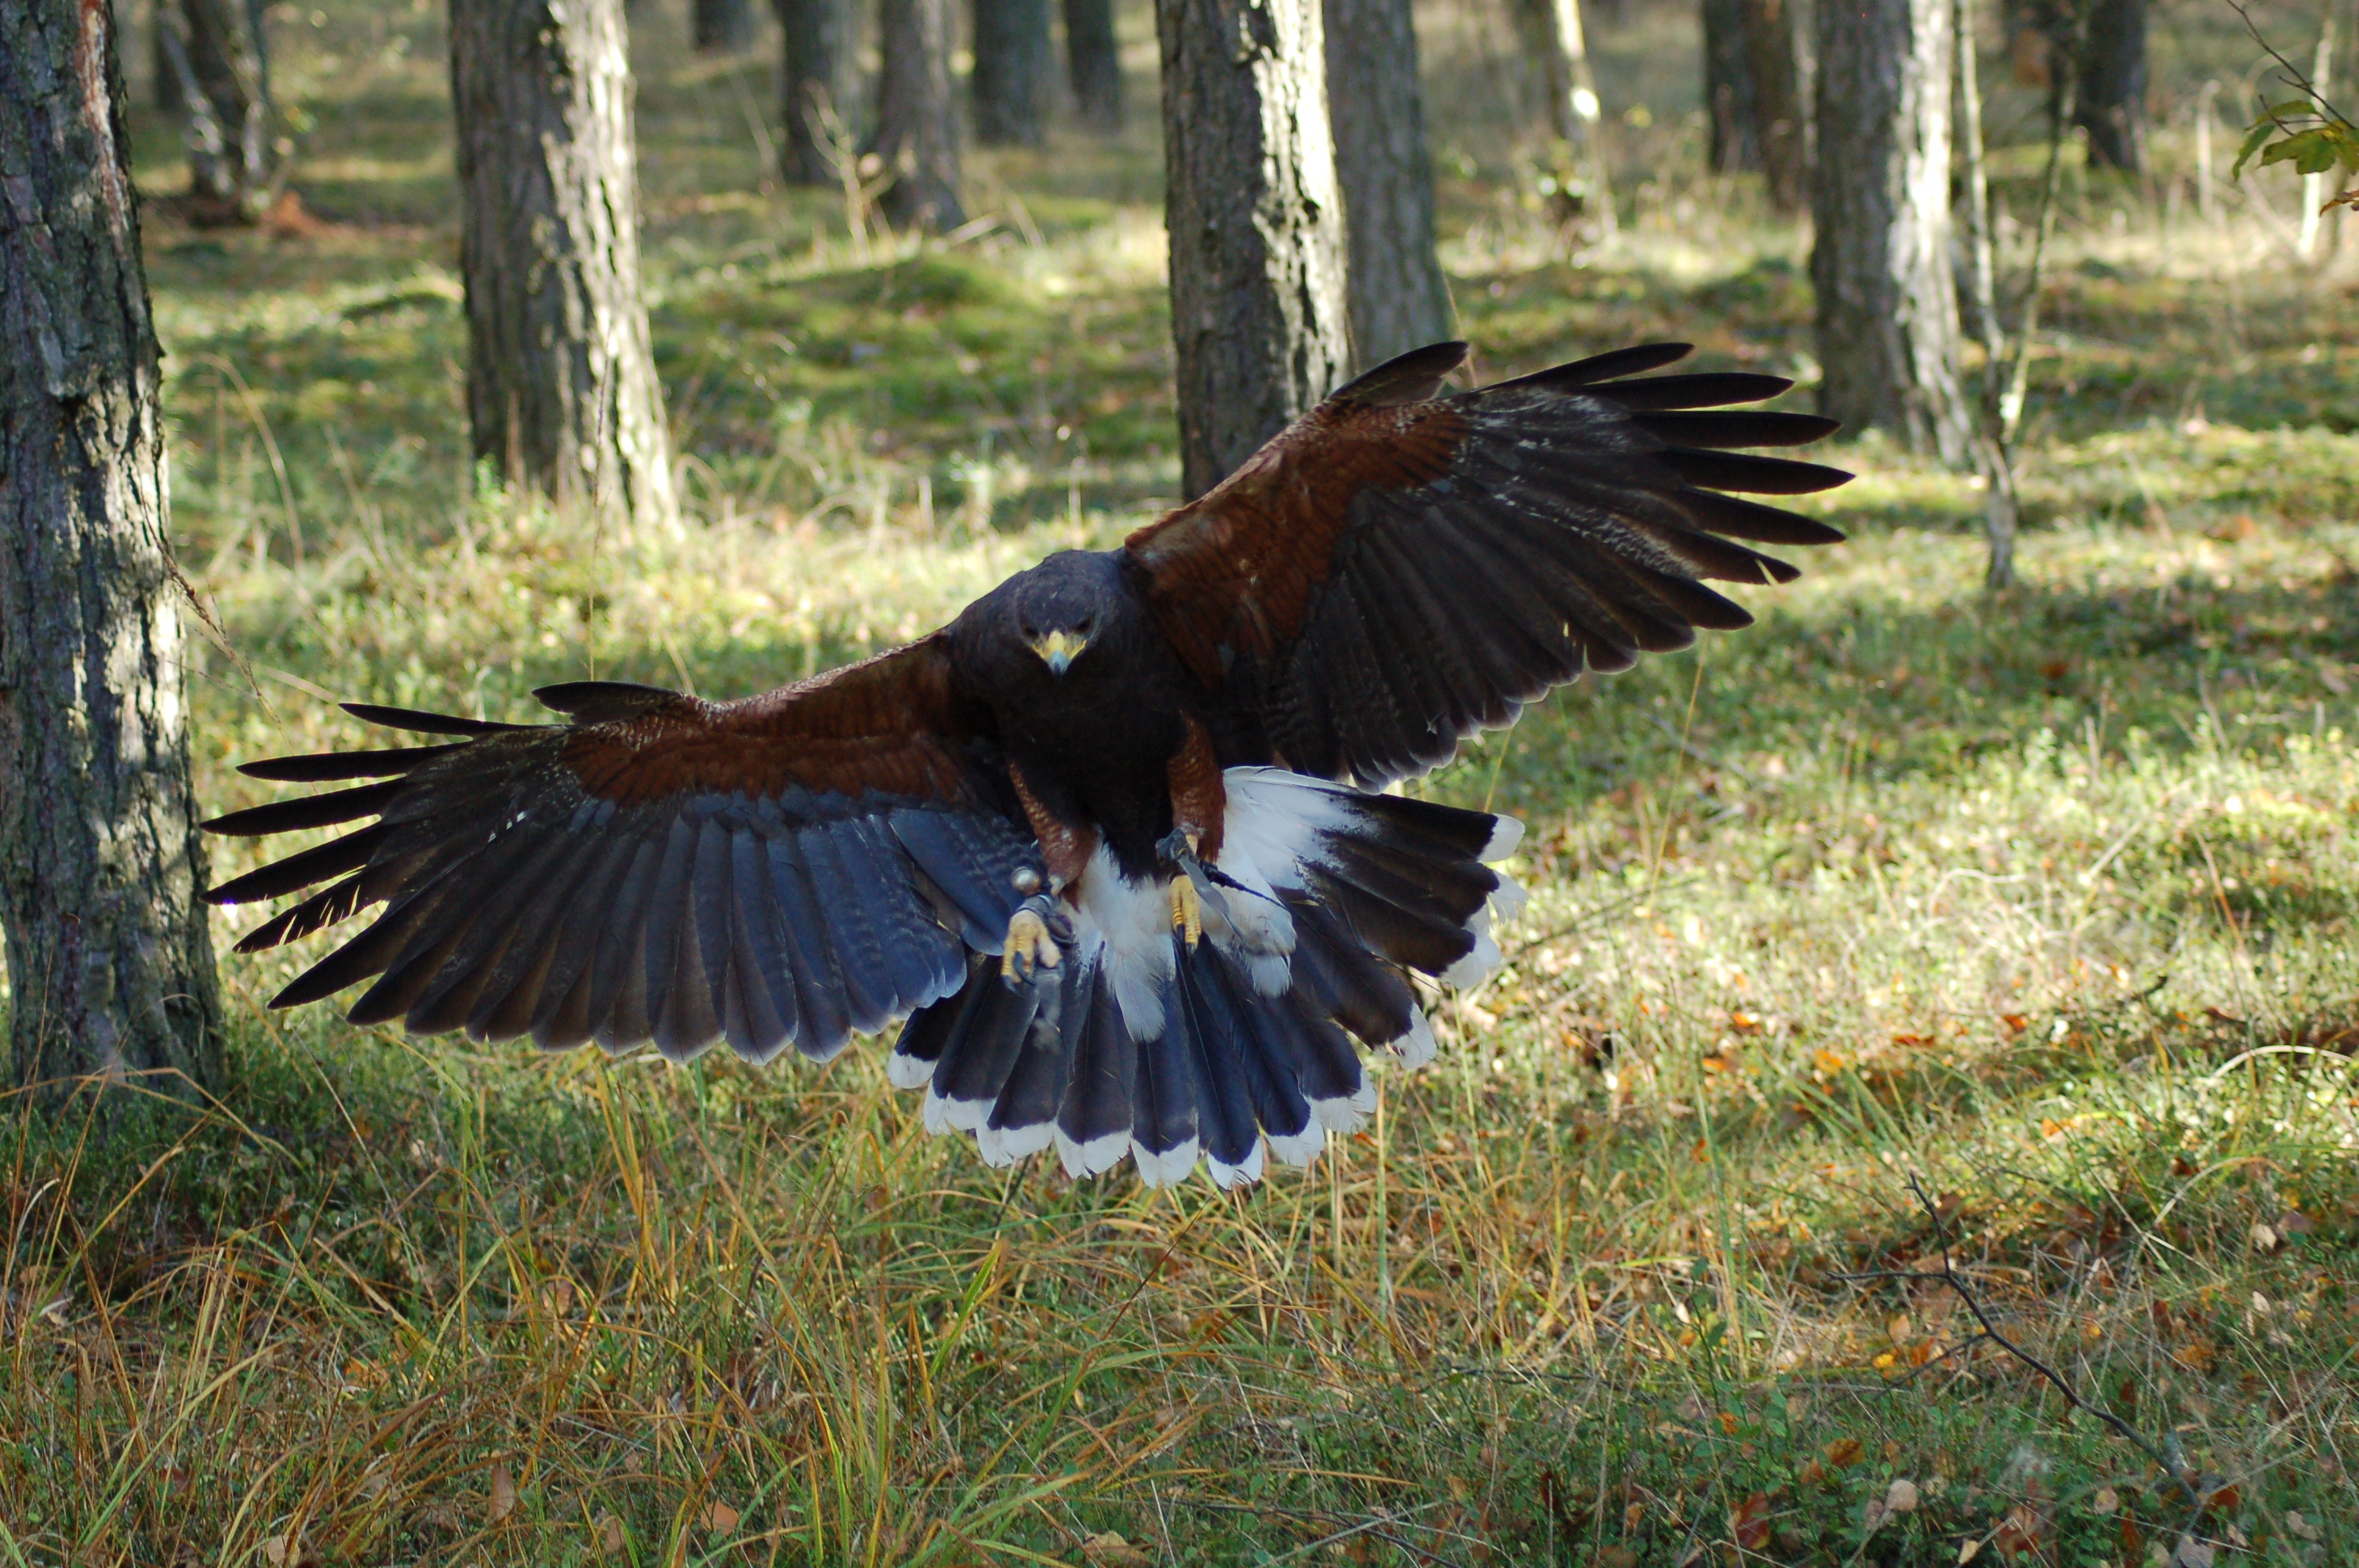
1029 628 1089 676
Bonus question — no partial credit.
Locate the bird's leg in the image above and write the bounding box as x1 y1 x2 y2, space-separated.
1169 872 1204 948
1155 826 1211 949
1002 892 1074 986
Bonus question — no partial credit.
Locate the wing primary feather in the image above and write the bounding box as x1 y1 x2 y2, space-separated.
202 780 405 838
206 823 391 906
233 870 373 953
730 828 801 1052
582 837 665 1037
340 702 535 736
237 744 463 782
525 836 641 1043
634 816 701 1040
1328 340 1470 407
766 836 856 1059
1680 489 1849 546
1485 342 1692 390
1634 409 1841 448
270 879 459 1009
1587 370 1796 410
1657 447 1853 495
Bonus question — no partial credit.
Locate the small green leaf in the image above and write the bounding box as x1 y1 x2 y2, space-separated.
2233 118 2280 178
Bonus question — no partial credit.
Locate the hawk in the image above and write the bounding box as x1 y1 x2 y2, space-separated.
205 342 1847 1188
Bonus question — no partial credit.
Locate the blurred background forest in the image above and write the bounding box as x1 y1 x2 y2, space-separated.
6 0 2359 1562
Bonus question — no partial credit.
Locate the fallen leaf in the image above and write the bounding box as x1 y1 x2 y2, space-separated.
1990 1501 2045 1559
2092 1486 2119 1512
2000 1014 2029 1035
1956 1539 1982 1564
1812 1049 1848 1076
1717 1411 1739 1435
701 1499 741 1533
1625 1501 1646 1534
1862 1499 1888 1533
489 1461 516 1523
2284 1510 2320 1541
1081 1530 1153 1568
1885 1479 1920 1514
1730 1011 1763 1033
1825 1436 1864 1468
262 1539 290 1568
2172 1539 2215 1568
593 1513 624 1556
2252 1221 2282 1253
1732 1492 1772 1551
2278 1210 2315 1237
1596 1549 1638 1568
1796 1458 1827 1486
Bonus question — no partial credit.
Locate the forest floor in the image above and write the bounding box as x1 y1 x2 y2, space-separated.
7 3 2359 1565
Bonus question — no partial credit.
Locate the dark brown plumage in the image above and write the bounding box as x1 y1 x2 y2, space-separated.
207 341 1849 1187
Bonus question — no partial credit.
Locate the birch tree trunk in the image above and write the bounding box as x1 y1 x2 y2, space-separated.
1811 0 1968 462
1156 0 1351 497
1325 0 1453 367
876 0 966 229
972 0 1053 147
156 0 278 224
1064 0 1125 130
1510 0 1614 234
2 0 223 1093
776 0 856 183
449 0 679 534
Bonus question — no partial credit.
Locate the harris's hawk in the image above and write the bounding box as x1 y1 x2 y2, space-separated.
205 342 1848 1188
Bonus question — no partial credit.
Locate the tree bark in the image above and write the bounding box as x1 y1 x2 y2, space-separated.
776 0 855 182
1508 0 1614 233
1811 0 1968 463
1325 0 1452 368
2 0 223 1094
1157 0 1350 498
972 0 1053 147
156 0 278 224
449 0 679 533
2073 0 2143 172
875 0 966 229
1741 0 1806 210
1063 0 1125 131
1703 0 1756 172
694 0 757 52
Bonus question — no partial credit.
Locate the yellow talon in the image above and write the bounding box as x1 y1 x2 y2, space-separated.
1003 907 1060 981
1169 873 1204 949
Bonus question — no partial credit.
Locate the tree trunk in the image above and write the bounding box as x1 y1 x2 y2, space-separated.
1741 0 1806 211
2074 0 2143 172
1325 0 1452 368
776 0 855 181
2 0 224 1094
1157 0 1350 497
1064 0 1125 130
972 0 1052 147
1810 0 1968 463
1509 0 1614 234
449 0 679 533
694 0 756 52
156 0 278 224
1703 0 1755 172
876 0 966 229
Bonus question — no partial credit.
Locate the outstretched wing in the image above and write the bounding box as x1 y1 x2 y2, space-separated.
204 635 1042 1065
1123 341 1851 785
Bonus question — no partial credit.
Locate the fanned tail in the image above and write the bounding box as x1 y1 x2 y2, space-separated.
889 767 1522 1187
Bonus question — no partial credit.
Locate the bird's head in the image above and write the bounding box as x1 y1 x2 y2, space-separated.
1004 551 1124 678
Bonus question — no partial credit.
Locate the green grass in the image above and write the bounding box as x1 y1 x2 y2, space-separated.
7 2 2359 1564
